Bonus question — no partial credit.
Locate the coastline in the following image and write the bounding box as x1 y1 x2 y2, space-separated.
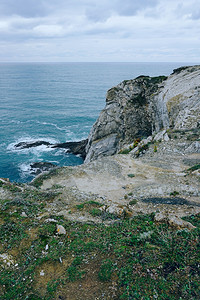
0 65 200 299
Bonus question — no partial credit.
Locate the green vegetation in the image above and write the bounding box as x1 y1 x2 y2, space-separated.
76 200 103 212
0 183 199 299
89 208 102 217
98 259 113 282
129 199 138 206
170 191 180 197
187 164 200 172
127 173 135 178
119 139 140 154
119 148 130 154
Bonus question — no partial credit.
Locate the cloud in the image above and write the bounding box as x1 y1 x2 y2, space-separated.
0 0 199 62
85 0 158 21
33 25 64 37
0 0 47 17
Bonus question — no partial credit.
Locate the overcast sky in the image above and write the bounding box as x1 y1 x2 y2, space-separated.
0 0 200 62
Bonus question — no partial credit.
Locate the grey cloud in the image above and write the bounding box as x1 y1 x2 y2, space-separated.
175 1 200 20
0 0 47 17
0 0 158 20
116 0 158 16
85 0 158 21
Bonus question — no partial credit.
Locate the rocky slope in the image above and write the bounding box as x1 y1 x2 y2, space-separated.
85 66 200 162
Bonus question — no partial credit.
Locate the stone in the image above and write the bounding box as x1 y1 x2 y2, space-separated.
154 130 167 142
154 213 196 230
168 216 196 230
185 141 200 153
56 224 66 235
21 212 28 217
40 270 45 276
163 133 170 142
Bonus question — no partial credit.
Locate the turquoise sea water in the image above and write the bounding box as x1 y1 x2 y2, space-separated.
0 62 196 182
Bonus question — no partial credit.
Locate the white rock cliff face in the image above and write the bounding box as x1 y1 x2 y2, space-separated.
85 66 200 163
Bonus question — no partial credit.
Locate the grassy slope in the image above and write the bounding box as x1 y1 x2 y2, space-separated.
0 181 199 299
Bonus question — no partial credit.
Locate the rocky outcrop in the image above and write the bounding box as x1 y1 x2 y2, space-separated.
52 139 88 159
14 139 88 159
15 141 51 149
85 66 200 162
30 162 57 175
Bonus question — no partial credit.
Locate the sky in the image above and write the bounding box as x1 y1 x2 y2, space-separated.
0 0 200 62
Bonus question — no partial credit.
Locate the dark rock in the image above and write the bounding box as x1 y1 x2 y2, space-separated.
15 141 52 149
141 197 200 206
52 139 88 159
14 139 88 159
30 162 57 175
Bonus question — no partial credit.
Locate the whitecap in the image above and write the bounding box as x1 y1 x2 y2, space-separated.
19 163 32 173
36 120 69 132
7 136 59 153
18 162 34 179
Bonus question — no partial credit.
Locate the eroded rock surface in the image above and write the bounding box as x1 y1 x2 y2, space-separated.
30 126 200 224
85 66 200 162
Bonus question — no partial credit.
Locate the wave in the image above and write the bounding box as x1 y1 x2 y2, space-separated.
7 136 59 153
35 121 69 132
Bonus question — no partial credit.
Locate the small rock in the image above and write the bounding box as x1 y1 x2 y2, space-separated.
45 218 57 223
168 216 196 230
21 212 28 217
154 213 196 230
163 133 170 142
154 212 167 222
56 224 66 235
139 230 154 240
40 270 45 276
154 129 167 142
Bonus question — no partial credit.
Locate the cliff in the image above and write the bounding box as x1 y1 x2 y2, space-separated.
0 65 200 299
85 65 200 162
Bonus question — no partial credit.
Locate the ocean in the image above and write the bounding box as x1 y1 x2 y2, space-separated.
0 62 195 182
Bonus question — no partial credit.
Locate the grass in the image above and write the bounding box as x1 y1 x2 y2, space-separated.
127 173 135 178
0 184 199 299
170 191 180 197
187 164 200 172
129 199 138 205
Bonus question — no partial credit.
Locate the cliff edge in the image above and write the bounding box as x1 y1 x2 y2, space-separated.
85 65 200 162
